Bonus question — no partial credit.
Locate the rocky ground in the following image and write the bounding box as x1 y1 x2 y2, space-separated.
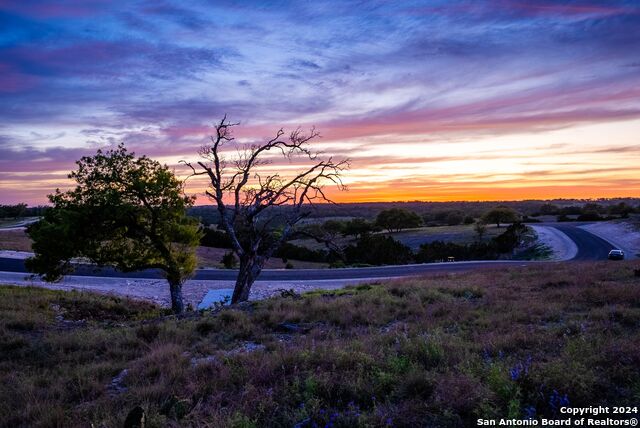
0 270 374 308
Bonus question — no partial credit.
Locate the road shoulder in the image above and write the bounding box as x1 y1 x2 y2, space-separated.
579 221 640 259
530 225 578 261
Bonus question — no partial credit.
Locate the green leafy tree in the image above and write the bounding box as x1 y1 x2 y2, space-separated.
0 203 27 218
344 234 413 265
474 221 487 241
375 208 422 233
293 220 347 262
26 144 201 314
608 202 634 217
342 217 377 238
445 211 464 226
538 203 559 215
481 206 520 228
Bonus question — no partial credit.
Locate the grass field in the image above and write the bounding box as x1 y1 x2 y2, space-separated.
1 261 639 427
389 225 505 250
196 246 328 269
0 230 328 269
291 224 508 252
0 229 32 251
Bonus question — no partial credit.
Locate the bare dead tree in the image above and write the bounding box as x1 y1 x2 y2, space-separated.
183 116 349 303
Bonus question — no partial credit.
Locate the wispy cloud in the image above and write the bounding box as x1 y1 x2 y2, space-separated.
1 0 639 204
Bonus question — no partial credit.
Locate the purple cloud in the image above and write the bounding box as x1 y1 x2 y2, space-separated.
1 0 639 204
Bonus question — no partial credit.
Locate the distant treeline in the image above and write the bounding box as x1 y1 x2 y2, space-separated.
188 198 640 224
537 201 637 221
0 204 49 218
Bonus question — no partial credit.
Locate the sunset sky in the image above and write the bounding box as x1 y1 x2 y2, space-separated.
1 0 639 205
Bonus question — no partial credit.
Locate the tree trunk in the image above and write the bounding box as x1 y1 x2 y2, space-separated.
232 254 263 304
167 271 185 314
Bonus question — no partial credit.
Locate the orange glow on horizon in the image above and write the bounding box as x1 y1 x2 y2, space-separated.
2 120 639 206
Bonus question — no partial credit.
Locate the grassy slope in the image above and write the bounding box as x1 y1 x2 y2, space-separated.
1 262 639 427
291 224 506 252
196 246 328 269
0 229 32 251
0 230 328 269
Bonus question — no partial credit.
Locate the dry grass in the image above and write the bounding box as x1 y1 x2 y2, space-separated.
196 246 328 269
1 261 639 427
291 224 506 251
0 229 32 251
0 231 326 269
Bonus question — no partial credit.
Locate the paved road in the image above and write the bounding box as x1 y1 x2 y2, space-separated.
552 225 614 260
0 224 616 281
0 257 534 281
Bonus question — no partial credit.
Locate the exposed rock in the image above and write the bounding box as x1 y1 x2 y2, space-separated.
274 333 294 343
190 355 217 367
226 341 265 355
107 369 129 396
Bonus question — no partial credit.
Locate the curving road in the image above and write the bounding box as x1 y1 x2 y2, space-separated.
552 225 615 260
0 224 617 281
0 256 533 281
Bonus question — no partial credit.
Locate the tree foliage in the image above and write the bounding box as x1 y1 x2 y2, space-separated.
474 221 487 241
341 218 378 238
0 204 49 217
276 242 328 263
481 206 520 227
0 203 27 218
375 208 422 233
26 144 200 313
200 227 233 248
416 223 527 262
345 234 413 265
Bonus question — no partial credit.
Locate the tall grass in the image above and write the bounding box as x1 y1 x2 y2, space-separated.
1 261 639 427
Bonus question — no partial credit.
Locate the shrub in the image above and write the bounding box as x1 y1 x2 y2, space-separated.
576 212 602 221
446 211 464 226
200 227 233 248
1 262 640 427
222 252 238 269
416 223 527 262
276 242 327 263
345 235 413 265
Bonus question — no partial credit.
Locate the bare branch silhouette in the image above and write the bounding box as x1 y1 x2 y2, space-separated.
183 116 349 303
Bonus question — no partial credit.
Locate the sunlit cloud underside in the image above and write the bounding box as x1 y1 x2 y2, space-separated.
1 1 639 204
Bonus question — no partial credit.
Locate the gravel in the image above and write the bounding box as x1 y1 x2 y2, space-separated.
0 271 373 308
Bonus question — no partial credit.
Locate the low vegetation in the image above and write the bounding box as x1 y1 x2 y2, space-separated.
1 261 639 427
187 199 640 226
0 229 32 252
